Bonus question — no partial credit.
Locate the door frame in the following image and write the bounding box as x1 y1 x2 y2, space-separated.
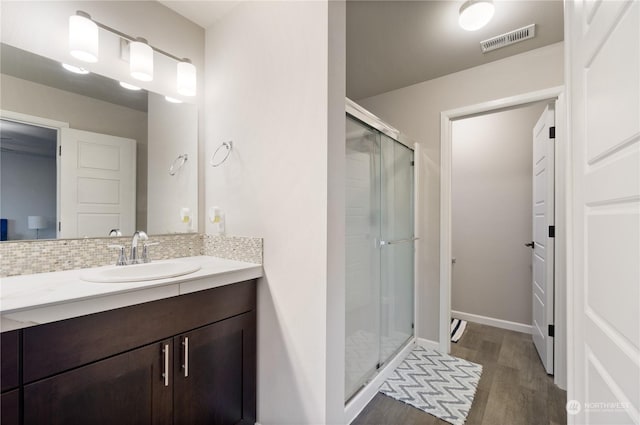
438 86 568 390
0 110 69 238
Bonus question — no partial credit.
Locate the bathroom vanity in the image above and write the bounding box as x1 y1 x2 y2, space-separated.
0 256 261 425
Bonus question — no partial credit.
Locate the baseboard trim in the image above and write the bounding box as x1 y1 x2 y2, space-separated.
451 310 532 334
416 338 440 351
345 338 415 424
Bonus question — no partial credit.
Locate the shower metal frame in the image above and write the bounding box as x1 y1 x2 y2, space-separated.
346 98 415 151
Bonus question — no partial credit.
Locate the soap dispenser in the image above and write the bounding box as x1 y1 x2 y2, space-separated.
208 206 225 236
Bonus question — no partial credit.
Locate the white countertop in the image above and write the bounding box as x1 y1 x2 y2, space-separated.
0 256 262 332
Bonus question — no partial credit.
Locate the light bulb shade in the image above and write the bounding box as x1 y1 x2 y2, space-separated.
27 216 46 230
62 63 90 74
130 40 154 82
459 0 495 31
69 14 99 63
177 61 196 97
119 81 141 91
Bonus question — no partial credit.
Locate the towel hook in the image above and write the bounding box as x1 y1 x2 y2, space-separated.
210 141 233 167
169 154 188 176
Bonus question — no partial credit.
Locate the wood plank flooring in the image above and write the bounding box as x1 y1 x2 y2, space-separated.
352 322 567 425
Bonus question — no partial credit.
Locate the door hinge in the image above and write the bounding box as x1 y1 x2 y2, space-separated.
549 126 556 139
548 225 555 238
411 323 414 329
410 160 415 166
59 146 62 156
58 221 61 231
548 324 555 337
376 362 381 370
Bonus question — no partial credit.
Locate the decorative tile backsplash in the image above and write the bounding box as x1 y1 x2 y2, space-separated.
202 235 263 264
0 234 262 277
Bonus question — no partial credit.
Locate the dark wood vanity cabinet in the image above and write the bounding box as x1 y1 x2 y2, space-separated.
2 279 256 425
1 330 20 425
23 340 173 425
173 311 256 425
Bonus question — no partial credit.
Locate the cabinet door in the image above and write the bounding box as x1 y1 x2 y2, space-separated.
1 330 20 392
174 311 256 425
24 340 173 425
1 389 19 425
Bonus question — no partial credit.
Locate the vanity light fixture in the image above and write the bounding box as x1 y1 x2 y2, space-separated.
459 0 495 31
62 63 90 75
68 10 197 95
69 11 98 62
129 38 154 82
119 81 142 91
177 59 196 97
165 96 182 104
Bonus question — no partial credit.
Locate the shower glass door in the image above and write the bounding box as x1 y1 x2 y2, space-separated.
345 116 415 402
345 116 381 401
379 136 414 364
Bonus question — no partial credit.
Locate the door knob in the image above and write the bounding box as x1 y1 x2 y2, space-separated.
525 241 534 248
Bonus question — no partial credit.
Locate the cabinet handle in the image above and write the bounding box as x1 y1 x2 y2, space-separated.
182 337 189 378
162 344 169 387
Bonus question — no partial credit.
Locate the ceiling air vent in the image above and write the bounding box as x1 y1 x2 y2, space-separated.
480 24 536 53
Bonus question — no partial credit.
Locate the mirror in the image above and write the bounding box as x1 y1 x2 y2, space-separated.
0 43 198 241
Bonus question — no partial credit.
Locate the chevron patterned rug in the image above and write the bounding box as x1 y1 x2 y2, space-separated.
379 345 482 425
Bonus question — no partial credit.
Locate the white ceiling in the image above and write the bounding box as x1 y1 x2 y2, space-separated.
347 0 564 99
159 1 240 29
0 119 57 158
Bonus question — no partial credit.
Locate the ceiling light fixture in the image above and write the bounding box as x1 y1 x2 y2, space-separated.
459 0 495 31
62 63 90 74
68 11 98 62
119 81 142 91
68 10 197 95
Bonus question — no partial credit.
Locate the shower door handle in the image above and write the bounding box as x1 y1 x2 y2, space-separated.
379 237 419 246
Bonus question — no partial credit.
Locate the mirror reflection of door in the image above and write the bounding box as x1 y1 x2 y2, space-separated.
59 128 136 239
0 119 57 240
0 118 137 240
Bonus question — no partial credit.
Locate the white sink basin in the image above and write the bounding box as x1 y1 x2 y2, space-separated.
81 261 201 283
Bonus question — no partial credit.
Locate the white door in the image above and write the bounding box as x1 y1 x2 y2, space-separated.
567 1 639 424
531 104 555 374
59 128 136 238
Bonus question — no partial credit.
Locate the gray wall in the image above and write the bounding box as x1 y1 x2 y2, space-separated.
359 42 564 341
1 150 56 240
451 102 547 326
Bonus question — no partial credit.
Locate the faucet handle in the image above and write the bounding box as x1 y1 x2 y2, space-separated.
142 242 160 263
108 244 128 266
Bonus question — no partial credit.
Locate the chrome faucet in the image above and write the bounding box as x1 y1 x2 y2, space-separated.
130 231 148 264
